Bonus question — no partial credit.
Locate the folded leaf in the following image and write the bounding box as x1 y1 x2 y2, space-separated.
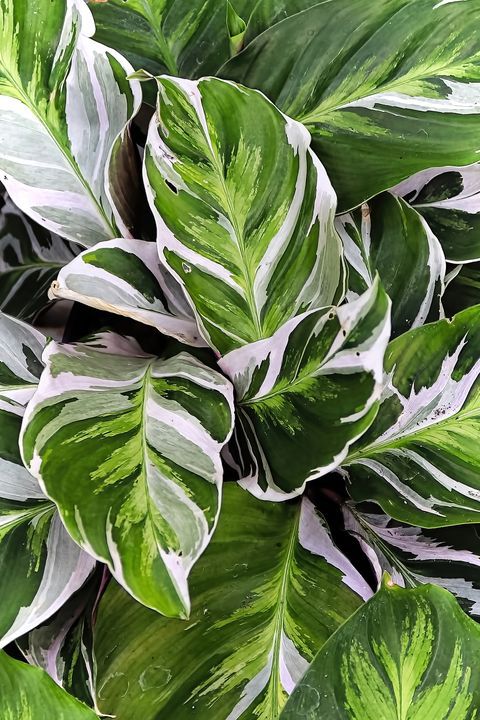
0 192 78 322
144 75 344 354
394 164 480 263
0 650 97 719
94 484 370 719
281 580 480 719
0 313 95 647
336 193 445 337
21 333 235 617
344 305 480 526
19 568 108 710
0 0 141 245
222 0 480 211
344 504 480 621
220 279 390 499
49 238 205 346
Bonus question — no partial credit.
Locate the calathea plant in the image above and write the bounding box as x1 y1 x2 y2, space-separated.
3 0 480 717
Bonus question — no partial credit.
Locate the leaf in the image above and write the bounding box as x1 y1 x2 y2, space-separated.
343 503 480 622
221 0 480 211
0 313 95 647
21 333 235 618
0 0 141 245
443 262 480 316
18 568 108 710
344 305 480 527
94 483 371 720
227 1 247 56
0 191 78 322
90 0 246 81
219 279 391 500
336 193 445 337
281 580 480 720
0 650 98 719
49 238 205 347
394 164 480 263
244 0 326 43
144 75 344 355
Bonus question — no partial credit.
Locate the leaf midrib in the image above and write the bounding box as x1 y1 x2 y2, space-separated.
0 62 116 238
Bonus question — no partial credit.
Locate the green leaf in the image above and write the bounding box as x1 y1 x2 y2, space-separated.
219 279 391 499
94 483 370 719
336 193 445 337
344 305 480 527
221 0 480 211
244 0 325 43
227 1 247 56
281 580 480 720
443 263 480 316
394 164 480 263
0 0 141 245
0 650 97 719
49 238 205 347
21 333 235 617
0 192 78 322
144 75 344 355
18 568 107 710
343 503 480 621
0 313 95 647
90 0 242 80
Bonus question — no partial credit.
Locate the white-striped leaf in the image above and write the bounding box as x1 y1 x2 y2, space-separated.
0 192 78 322
220 279 391 500
94 483 371 720
18 568 107 711
394 164 480 263
21 333 235 617
344 305 480 527
144 75 344 355
49 238 205 347
0 0 141 246
222 0 480 211
281 580 480 720
336 193 445 337
0 650 97 719
343 504 480 622
0 313 95 648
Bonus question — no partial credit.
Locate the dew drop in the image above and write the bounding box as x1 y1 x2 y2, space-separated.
139 665 172 691
182 262 192 273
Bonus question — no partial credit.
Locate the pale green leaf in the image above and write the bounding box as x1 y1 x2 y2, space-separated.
94 483 370 720
281 581 480 720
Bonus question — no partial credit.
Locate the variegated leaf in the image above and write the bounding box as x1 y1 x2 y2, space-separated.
222 0 480 211
243 0 326 44
0 0 141 245
344 305 480 527
0 313 95 648
94 483 370 720
0 192 78 322
90 0 255 86
394 164 480 263
49 238 205 347
281 581 480 720
336 193 445 337
220 279 390 500
18 568 108 711
343 504 480 621
0 650 97 719
144 75 344 355
21 333 235 617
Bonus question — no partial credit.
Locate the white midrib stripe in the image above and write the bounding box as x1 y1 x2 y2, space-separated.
0 61 116 237
268 507 300 717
